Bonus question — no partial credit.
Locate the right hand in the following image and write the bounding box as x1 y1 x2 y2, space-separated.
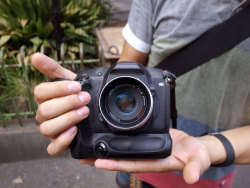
32 53 91 156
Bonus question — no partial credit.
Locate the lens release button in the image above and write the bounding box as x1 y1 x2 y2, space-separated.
95 142 108 158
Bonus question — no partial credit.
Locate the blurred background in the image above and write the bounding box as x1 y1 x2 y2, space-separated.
0 0 249 187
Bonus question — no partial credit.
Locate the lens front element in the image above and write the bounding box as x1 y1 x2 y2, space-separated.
116 91 136 114
99 77 153 131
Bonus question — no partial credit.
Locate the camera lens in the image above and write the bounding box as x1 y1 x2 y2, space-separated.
99 76 153 131
116 91 136 114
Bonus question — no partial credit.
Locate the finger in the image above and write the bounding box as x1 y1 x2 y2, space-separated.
40 106 89 137
47 126 77 156
79 159 96 166
31 53 76 79
37 92 91 122
183 151 210 184
34 81 82 104
94 156 183 173
183 160 201 184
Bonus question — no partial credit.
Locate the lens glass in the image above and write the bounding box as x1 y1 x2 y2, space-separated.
116 91 136 114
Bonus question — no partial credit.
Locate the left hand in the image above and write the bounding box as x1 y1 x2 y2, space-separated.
79 128 212 184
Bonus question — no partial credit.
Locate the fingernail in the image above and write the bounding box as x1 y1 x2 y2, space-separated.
65 126 77 136
68 82 80 92
76 106 89 117
78 93 87 103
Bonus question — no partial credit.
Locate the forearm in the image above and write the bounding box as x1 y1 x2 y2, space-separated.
118 41 148 66
198 125 250 165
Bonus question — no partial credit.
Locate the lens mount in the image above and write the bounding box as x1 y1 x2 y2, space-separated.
99 76 153 131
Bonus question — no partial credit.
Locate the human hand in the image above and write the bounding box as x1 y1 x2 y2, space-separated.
32 53 91 156
80 129 213 184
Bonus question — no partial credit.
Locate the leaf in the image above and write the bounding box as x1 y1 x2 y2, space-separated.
68 51 76 59
42 40 51 48
20 18 28 28
30 37 42 52
8 50 19 57
74 28 88 37
24 56 29 64
30 37 42 45
79 9 88 16
43 23 54 38
36 18 43 35
65 8 80 15
22 21 36 35
68 46 79 53
10 35 19 43
10 31 22 37
0 35 10 47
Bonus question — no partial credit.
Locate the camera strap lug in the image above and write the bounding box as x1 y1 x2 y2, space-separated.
163 70 176 85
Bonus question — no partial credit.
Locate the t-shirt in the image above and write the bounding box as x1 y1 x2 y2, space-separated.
122 0 250 187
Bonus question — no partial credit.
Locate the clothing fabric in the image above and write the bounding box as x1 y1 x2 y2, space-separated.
122 0 250 187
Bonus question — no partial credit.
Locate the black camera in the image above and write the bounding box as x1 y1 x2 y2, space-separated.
70 61 176 159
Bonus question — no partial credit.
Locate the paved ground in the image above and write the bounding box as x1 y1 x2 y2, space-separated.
0 156 116 188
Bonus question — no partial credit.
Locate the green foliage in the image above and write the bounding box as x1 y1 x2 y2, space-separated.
0 0 111 124
0 0 53 59
59 0 111 59
0 0 111 62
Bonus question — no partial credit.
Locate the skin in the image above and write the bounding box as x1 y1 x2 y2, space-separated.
32 41 250 185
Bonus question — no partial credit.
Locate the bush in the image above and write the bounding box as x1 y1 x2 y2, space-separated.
0 0 111 125
0 0 111 62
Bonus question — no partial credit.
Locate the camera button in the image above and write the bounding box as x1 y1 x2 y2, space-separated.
95 142 108 158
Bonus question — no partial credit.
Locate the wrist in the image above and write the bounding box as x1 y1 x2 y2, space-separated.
198 134 227 165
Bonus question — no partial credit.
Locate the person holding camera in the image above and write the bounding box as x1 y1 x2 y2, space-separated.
32 0 250 187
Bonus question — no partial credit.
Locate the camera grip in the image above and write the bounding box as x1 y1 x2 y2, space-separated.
104 133 172 158
70 132 172 159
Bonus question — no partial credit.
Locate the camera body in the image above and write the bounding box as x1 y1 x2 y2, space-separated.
70 61 175 159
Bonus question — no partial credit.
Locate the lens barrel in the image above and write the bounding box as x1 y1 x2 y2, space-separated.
99 76 153 131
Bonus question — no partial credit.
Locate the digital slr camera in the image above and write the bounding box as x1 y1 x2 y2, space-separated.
70 61 176 159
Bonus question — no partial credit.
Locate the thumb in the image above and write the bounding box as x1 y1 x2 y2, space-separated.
183 159 201 184
31 53 76 80
182 151 210 184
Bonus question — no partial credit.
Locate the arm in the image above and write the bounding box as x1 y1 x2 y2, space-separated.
118 41 149 66
199 125 250 165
